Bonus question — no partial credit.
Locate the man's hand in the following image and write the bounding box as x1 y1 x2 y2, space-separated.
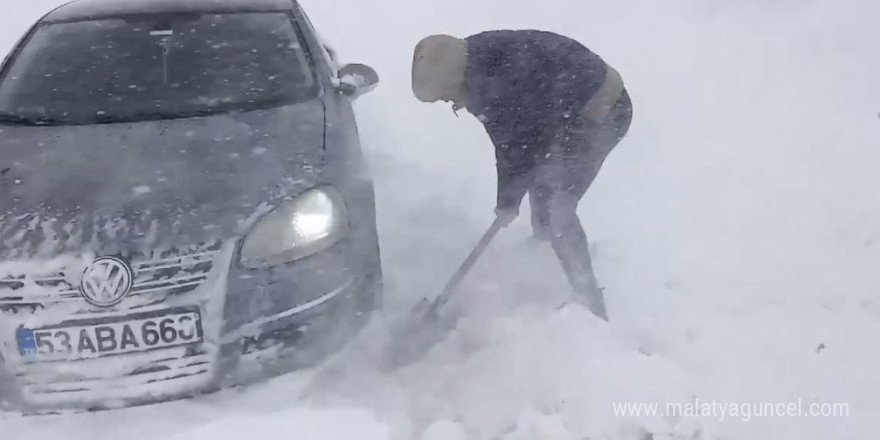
495 207 519 227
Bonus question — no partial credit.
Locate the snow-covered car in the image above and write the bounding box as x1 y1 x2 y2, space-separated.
0 0 383 412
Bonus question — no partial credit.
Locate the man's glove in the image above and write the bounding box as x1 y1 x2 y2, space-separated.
494 206 519 227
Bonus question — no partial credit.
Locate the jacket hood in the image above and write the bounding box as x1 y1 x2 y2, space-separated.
0 101 326 260
412 34 468 104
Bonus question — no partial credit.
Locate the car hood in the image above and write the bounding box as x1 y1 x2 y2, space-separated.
0 101 326 260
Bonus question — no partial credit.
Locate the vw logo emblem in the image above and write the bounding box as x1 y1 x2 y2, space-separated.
80 257 134 307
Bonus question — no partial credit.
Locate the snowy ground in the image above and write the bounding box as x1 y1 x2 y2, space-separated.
3 0 880 439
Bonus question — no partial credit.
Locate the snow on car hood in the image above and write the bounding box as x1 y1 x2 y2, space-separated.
0 100 326 260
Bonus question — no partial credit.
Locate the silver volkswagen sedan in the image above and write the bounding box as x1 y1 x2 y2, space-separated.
0 0 383 413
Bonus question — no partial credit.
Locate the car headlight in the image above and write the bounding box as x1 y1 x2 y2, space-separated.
239 186 347 269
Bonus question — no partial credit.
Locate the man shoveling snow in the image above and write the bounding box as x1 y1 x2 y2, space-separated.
411 30 633 320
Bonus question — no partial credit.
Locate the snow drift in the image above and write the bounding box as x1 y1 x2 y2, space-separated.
2 0 879 439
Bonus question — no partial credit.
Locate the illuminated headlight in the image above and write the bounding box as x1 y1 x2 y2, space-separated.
240 186 347 269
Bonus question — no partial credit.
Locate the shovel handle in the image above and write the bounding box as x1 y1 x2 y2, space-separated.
426 216 506 316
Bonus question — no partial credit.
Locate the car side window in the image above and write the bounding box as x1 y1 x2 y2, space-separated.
323 43 339 68
321 40 341 73
297 8 339 77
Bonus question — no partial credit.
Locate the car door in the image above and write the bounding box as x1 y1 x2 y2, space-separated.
292 3 363 161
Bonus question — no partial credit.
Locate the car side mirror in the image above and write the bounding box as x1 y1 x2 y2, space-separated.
336 63 379 98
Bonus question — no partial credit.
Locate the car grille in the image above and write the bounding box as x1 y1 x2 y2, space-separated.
0 244 222 314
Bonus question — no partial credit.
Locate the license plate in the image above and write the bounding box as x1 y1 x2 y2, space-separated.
16 309 203 361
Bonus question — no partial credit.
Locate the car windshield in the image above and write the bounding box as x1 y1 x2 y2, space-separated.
0 11 317 126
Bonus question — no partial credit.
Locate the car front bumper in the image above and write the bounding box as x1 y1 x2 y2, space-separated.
0 235 380 413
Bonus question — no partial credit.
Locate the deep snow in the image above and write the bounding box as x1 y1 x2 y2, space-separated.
2 0 880 439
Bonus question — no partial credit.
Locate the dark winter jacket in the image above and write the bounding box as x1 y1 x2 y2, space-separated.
464 30 616 211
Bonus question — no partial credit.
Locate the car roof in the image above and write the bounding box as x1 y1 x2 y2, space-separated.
43 0 295 22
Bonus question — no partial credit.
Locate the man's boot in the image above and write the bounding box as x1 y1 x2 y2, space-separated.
559 261 607 321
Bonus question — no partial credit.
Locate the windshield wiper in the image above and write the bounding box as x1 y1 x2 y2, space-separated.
0 113 62 126
92 108 234 125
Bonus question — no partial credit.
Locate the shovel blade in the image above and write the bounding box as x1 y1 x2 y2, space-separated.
410 297 431 318
384 299 459 369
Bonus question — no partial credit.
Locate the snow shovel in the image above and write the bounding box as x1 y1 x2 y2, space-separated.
385 216 506 369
